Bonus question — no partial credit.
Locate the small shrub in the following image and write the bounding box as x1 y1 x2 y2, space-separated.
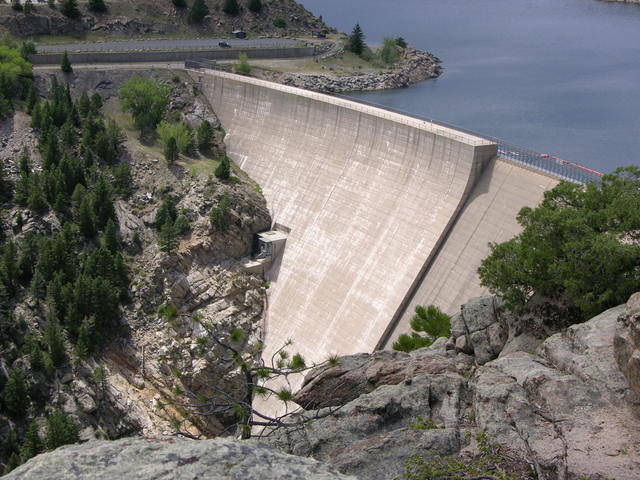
273 18 286 28
234 53 251 74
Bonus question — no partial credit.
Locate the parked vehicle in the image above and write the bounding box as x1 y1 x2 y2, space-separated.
218 41 232 48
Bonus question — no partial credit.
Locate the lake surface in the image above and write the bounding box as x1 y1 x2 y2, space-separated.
301 0 640 172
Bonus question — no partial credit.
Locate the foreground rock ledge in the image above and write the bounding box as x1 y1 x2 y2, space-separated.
5 437 356 480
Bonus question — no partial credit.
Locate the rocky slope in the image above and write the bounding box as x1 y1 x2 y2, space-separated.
272 294 640 480
0 66 272 473
0 0 328 38
3 436 356 480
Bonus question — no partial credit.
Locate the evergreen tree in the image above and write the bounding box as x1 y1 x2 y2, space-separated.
189 0 210 22
44 319 66 367
23 0 34 14
77 92 91 117
92 175 115 230
90 92 103 111
392 305 451 353
11 0 22 12
196 120 213 152
59 0 80 18
25 85 38 114
78 196 95 238
174 214 190 236
20 420 42 462
45 410 79 450
0 160 12 201
215 156 231 180
74 321 90 358
164 136 179 164
347 23 365 56
172 0 187 7
222 0 239 15
102 219 118 253
248 0 262 13
88 0 107 13
158 221 179 255
3 452 20 474
209 195 230 232
60 51 73 73
2 368 28 418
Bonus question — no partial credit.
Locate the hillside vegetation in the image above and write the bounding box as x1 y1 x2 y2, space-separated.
0 0 329 40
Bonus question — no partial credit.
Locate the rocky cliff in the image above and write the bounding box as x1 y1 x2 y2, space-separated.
271 294 640 480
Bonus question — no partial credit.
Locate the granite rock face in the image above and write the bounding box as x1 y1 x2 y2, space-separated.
615 292 640 399
274 295 640 480
4 437 356 480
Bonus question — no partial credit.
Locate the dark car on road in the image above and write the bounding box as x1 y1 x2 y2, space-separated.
218 41 232 48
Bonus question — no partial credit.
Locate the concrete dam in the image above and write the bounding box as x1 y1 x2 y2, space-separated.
193 69 561 363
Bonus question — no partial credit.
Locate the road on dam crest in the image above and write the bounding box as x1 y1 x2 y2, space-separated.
38 38 303 53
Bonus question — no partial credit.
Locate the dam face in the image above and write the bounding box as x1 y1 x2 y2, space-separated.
194 70 552 365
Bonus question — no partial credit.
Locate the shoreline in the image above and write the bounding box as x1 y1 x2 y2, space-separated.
252 47 442 94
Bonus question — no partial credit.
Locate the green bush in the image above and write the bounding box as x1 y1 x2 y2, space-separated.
273 18 286 28
119 77 170 136
157 121 194 155
478 167 640 319
392 305 451 353
234 53 251 74
378 37 400 65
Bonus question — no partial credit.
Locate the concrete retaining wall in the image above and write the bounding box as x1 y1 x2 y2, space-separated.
194 70 497 364
30 47 315 65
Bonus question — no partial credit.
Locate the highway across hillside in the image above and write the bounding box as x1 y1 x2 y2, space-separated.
38 38 304 53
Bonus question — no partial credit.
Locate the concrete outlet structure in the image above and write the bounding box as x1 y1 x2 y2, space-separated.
192 69 558 370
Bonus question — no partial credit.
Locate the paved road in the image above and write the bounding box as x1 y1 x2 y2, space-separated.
38 38 304 53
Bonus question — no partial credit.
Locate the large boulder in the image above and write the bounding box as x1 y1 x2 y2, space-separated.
5 437 355 480
473 302 640 480
615 292 640 399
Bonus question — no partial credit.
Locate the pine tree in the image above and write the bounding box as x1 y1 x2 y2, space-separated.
0 160 12 201
215 156 231 180
164 136 179 164
90 92 103 111
26 86 38 114
20 420 42 462
77 92 91 117
158 221 179 255
2 369 28 418
44 319 66 367
3 452 20 474
23 0 34 13
189 0 209 23
60 51 73 73
11 0 22 12
45 410 79 450
59 0 80 18
248 0 262 13
74 321 90 358
102 219 118 253
348 23 366 56
222 0 239 15
88 0 107 13
172 0 187 7
196 120 214 152
78 197 95 238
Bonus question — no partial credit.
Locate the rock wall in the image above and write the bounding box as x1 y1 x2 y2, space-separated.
274 294 640 480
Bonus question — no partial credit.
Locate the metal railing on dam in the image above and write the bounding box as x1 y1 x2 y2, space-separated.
337 95 604 185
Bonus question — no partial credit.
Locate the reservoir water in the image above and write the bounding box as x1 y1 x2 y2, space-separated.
300 0 640 173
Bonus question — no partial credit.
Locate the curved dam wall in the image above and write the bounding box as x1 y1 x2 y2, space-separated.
379 157 559 348
194 70 497 364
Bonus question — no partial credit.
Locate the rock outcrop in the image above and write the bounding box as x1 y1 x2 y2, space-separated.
272 295 640 480
615 292 640 399
4 436 355 480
